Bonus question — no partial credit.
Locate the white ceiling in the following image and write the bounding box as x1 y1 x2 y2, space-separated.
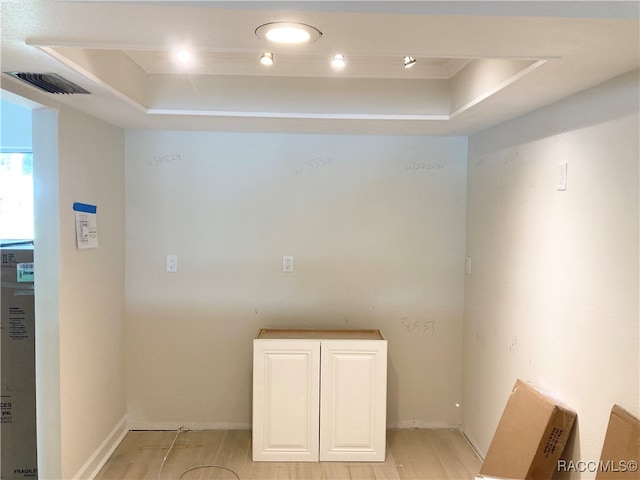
1 1 638 135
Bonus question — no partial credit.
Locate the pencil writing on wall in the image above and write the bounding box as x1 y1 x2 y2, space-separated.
147 153 182 167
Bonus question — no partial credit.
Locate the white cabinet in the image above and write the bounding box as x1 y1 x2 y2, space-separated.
252 329 387 462
319 340 388 461
252 339 320 462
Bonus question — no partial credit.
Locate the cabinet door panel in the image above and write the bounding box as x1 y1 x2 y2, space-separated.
252 340 320 461
319 340 387 461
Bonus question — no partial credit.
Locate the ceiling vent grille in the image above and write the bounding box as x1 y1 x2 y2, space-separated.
4 72 90 94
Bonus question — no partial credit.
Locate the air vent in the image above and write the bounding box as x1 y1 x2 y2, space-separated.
5 72 90 94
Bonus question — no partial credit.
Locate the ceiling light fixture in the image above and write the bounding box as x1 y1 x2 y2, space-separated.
255 22 322 44
403 56 417 68
331 54 346 68
176 49 192 64
260 52 274 65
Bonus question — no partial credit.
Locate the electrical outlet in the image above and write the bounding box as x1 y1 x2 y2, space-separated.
282 255 294 273
166 255 178 273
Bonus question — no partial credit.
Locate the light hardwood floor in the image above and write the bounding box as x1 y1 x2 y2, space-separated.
95 429 482 480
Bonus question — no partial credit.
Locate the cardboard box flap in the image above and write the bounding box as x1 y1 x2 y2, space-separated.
595 404 640 480
479 379 577 480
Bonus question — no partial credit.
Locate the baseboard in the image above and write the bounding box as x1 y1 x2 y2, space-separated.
460 428 486 461
127 420 251 431
73 414 128 480
387 424 485 462
387 420 460 429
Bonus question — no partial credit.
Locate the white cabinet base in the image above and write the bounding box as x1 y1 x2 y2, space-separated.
252 340 320 461
319 340 387 461
253 329 387 462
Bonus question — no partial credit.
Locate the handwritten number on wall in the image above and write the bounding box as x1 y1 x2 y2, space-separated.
147 153 182 167
404 162 444 172
400 317 436 335
293 156 332 175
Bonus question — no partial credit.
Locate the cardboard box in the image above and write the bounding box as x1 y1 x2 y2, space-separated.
595 405 640 479
478 379 576 480
1 247 38 479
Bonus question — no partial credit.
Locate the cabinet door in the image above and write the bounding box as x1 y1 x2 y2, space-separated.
252 339 320 461
319 340 387 461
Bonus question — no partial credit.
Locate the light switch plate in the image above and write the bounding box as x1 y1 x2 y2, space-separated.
557 162 568 191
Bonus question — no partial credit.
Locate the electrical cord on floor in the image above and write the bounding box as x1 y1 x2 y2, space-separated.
177 465 240 479
157 427 241 480
157 428 183 480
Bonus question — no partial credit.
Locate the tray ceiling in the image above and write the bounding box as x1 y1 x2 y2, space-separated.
1 1 638 135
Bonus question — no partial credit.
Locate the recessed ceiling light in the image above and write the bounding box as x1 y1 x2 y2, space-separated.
403 56 417 68
331 54 346 68
260 52 274 66
176 49 192 64
255 22 322 44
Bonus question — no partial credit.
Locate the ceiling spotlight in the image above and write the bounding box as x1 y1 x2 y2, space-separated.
256 22 322 44
260 52 274 66
176 49 192 64
331 54 346 68
403 56 417 68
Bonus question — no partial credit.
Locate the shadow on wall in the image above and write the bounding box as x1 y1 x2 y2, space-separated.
555 419 581 480
470 71 639 156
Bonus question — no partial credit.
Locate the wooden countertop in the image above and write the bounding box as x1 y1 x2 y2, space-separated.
256 328 385 340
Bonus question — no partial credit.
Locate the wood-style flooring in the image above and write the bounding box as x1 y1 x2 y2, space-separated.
95 429 482 480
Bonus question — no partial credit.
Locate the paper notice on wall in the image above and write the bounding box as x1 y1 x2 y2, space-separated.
73 202 98 249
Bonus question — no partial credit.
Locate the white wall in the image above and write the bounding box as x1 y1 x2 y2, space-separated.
125 132 468 430
32 105 127 479
463 70 639 478
33 107 62 479
21 67 638 479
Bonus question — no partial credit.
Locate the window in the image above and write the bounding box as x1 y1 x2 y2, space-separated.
0 152 34 241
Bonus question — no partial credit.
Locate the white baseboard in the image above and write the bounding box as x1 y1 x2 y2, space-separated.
387 420 460 429
461 429 486 461
73 414 128 480
130 421 466 433
127 420 251 431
